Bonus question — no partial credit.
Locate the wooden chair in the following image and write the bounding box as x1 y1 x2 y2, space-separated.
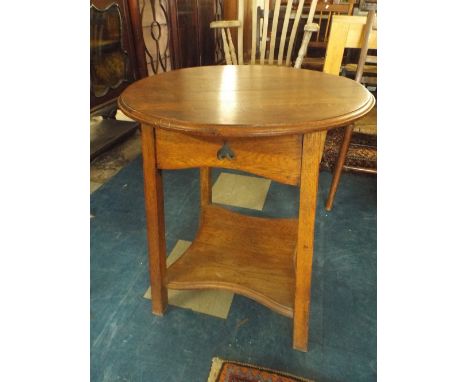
322 10 377 211
342 0 377 83
210 0 320 67
301 0 356 70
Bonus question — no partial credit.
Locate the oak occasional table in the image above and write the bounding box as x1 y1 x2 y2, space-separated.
118 65 375 352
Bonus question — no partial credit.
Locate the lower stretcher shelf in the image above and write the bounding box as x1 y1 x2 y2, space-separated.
165 205 298 317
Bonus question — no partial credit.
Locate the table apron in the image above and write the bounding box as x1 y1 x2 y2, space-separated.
155 128 305 186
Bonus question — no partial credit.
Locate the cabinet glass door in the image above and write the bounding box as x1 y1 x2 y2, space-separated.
90 3 130 98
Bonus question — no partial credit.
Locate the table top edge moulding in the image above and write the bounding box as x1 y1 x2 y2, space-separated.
118 65 375 138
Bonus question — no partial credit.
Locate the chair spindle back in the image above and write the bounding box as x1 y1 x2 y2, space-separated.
211 0 319 67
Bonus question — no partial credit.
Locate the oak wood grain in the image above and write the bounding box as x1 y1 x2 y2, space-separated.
118 65 375 138
293 130 326 351
200 167 212 208
155 128 303 186
120 64 376 352
166 205 298 317
141 124 168 315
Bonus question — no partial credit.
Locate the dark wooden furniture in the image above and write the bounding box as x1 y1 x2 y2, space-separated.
91 0 140 110
308 0 355 48
90 0 140 159
166 0 219 69
301 0 356 70
118 65 374 351
90 108 138 161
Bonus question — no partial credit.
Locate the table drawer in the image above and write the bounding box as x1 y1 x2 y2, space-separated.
155 128 303 186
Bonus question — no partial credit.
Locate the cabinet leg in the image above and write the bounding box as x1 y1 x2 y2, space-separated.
293 131 326 352
141 125 168 315
325 124 354 211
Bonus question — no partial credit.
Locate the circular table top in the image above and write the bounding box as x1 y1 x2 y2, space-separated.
119 65 375 138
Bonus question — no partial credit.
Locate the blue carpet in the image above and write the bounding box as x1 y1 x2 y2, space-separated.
91 156 376 382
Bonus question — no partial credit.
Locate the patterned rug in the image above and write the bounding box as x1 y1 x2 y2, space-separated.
207 358 314 382
320 127 377 173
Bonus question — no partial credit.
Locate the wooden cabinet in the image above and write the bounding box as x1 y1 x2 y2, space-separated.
90 0 221 158
167 0 219 69
90 0 140 160
90 0 140 110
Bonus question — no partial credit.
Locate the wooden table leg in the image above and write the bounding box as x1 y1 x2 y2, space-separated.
141 124 168 315
293 131 326 352
200 167 212 208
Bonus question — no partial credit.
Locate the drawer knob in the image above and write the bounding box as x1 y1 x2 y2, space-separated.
217 142 236 160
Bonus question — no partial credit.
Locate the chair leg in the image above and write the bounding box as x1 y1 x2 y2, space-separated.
325 124 354 211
